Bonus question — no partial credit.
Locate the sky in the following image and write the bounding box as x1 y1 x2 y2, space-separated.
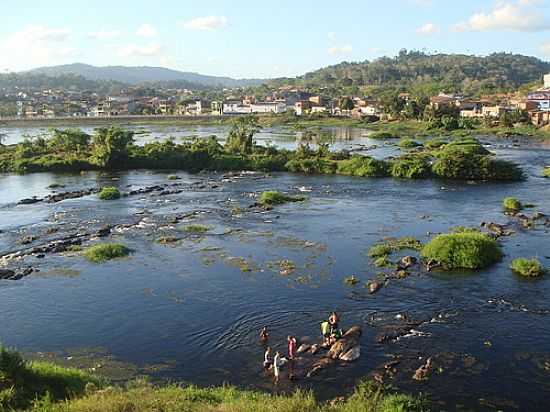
1 0 550 79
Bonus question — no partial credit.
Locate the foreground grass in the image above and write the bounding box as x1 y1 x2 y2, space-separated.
84 244 131 263
31 380 426 412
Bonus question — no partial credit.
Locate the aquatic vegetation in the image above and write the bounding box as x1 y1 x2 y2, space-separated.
503 197 523 213
368 237 422 260
167 174 180 180
98 187 121 200
337 156 391 177
369 131 400 139
421 232 502 270
543 166 550 178
424 139 447 149
259 191 306 206
84 244 131 263
374 255 393 268
390 155 432 179
450 226 481 234
368 244 393 258
398 139 422 149
510 258 545 277
279 259 297 276
181 224 210 234
0 345 101 410
344 275 360 286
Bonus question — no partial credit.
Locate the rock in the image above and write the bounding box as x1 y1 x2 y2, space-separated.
425 259 441 272
0 269 15 279
329 397 345 407
307 357 336 377
339 345 360 362
328 326 362 360
310 344 320 355
96 225 112 237
157 236 181 244
18 197 41 205
413 358 433 381
394 270 408 279
367 280 382 294
20 235 37 245
398 256 417 270
481 222 514 237
297 344 311 354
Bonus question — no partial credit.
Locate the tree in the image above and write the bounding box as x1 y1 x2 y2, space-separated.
49 129 90 153
339 97 355 111
91 127 134 168
225 115 261 155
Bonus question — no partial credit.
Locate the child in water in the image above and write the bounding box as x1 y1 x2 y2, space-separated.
263 347 273 370
273 351 281 384
259 326 269 343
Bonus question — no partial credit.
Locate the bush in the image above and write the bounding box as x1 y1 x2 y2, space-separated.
337 156 391 177
421 232 502 270
84 243 130 263
98 187 121 200
425 139 448 149
181 224 210 233
391 155 431 179
503 197 523 213
510 258 545 277
369 131 400 139
259 191 305 206
432 152 524 181
398 139 422 149
285 157 337 174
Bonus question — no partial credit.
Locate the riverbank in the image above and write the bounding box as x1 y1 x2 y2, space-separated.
0 346 424 412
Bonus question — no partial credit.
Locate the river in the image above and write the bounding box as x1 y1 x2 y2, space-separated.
1 125 549 411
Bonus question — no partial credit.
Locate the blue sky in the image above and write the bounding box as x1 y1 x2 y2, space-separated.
1 0 550 78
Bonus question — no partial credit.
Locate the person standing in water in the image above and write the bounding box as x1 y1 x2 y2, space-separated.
320 320 331 346
263 347 273 370
287 336 297 360
273 351 281 384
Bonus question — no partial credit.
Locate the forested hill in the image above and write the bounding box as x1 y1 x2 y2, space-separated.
271 51 550 96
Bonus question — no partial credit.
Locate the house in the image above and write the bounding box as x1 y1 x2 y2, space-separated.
459 100 483 118
430 93 463 110
211 101 223 115
527 91 550 112
250 101 286 114
294 100 312 116
482 105 509 118
223 101 252 114
309 95 323 106
529 110 550 127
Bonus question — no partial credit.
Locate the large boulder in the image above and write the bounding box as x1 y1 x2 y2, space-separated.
328 326 362 360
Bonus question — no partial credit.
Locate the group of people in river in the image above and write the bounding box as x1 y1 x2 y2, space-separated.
259 311 342 384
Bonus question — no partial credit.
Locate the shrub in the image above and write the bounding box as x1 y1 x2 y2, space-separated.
391 155 431 179
432 152 524 181
510 258 545 277
421 232 502 270
181 224 210 233
398 139 422 149
98 187 121 200
369 131 400 139
337 156 391 177
285 157 337 174
259 191 305 206
503 197 523 213
84 243 130 263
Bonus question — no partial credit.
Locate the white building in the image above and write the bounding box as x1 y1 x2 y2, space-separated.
223 101 252 114
250 102 286 114
544 73 550 89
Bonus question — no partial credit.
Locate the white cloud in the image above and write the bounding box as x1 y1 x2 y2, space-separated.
416 22 440 35
453 1 550 32
183 16 228 31
0 25 74 70
117 43 163 58
88 29 121 40
328 45 353 56
136 24 158 38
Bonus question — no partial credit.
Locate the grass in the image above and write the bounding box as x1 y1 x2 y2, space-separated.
98 187 121 200
397 139 422 149
503 197 523 213
368 237 423 262
369 131 400 140
0 346 101 411
510 258 545 277
27 378 425 412
84 243 131 263
543 166 550 178
259 191 306 206
421 232 502 270
182 224 210 234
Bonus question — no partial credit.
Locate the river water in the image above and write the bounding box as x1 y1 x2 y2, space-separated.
1 125 550 411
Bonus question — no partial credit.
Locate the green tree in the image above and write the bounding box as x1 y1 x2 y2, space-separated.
225 115 261 154
49 129 91 153
339 97 355 111
91 127 134 168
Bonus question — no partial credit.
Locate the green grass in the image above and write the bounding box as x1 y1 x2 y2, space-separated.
84 243 131 263
28 378 425 412
368 237 423 259
98 187 121 200
503 197 523 213
181 224 210 234
259 191 306 206
0 346 101 411
369 131 400 140
543 166 550 178
510 258 545 277
421 232 502 270
397 139 422 149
